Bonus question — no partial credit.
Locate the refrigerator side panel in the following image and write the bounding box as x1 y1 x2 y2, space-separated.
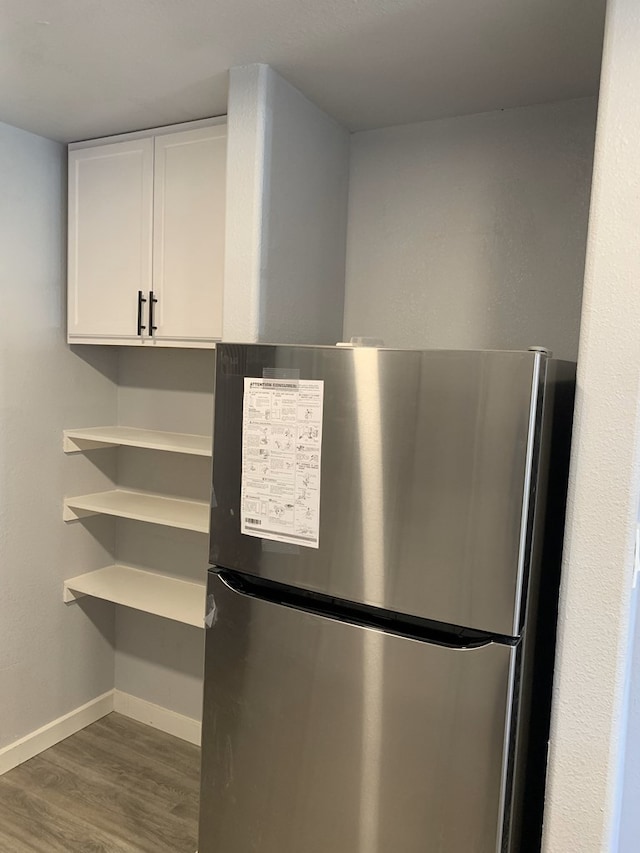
211 344 543 636
198 572 517 853
503 358 576 851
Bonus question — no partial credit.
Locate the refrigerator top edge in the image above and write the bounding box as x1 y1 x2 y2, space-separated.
216 341 573 363
209 344 575 638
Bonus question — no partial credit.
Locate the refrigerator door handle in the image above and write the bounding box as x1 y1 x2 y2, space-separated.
217 569 515 648
204 593 217 629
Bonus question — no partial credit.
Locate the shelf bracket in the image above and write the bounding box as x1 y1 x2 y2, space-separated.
63 434 114 453
63 584 87 604
63 502 100 522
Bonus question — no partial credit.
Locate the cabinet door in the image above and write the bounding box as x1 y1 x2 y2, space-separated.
151 124 226 344
68 139 153 341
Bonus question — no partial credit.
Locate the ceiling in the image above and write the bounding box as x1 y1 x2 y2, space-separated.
0 0 606 143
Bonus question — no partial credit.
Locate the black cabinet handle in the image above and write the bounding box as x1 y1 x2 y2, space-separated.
137 290 147 335
149 291 158 336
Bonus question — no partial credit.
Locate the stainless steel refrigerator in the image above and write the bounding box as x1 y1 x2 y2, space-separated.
199 343 575 853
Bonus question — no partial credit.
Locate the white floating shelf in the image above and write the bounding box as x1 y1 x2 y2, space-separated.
63 426 212 457
63 489 209 533
64 564 206 628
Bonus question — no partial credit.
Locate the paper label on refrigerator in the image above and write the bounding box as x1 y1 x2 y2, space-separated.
241 378 324 548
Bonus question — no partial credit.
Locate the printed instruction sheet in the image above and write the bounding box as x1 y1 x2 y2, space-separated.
241 377 324 548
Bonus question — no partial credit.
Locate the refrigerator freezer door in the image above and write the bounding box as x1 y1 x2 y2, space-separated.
211 345 545 636
198 573 517 853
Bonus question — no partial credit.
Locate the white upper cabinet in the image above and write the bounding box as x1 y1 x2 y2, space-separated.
68 138 154 341
152 125 226 343
67 118 226 347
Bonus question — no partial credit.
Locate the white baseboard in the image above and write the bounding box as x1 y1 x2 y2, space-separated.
0 689 200 776
0 690 114 776
113 690 201 746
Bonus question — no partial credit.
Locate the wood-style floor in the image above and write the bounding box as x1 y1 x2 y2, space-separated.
0 713 200 852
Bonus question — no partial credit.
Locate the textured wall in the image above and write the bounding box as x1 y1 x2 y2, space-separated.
343 98 597 360
0 121 118 750
542 0 640 848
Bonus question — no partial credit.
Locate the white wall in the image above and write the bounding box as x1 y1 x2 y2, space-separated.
0 121 118 751
258 66 350 343
223 64 349 344
542 0 640 848
343 98 597 360
222 64 265 343
114 348 214 722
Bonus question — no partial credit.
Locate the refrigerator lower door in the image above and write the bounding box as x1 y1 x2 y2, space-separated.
199 573 518 853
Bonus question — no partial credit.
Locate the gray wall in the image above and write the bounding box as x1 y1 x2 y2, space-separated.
0 121 118 750
114 347 215 721
343 98 597 360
